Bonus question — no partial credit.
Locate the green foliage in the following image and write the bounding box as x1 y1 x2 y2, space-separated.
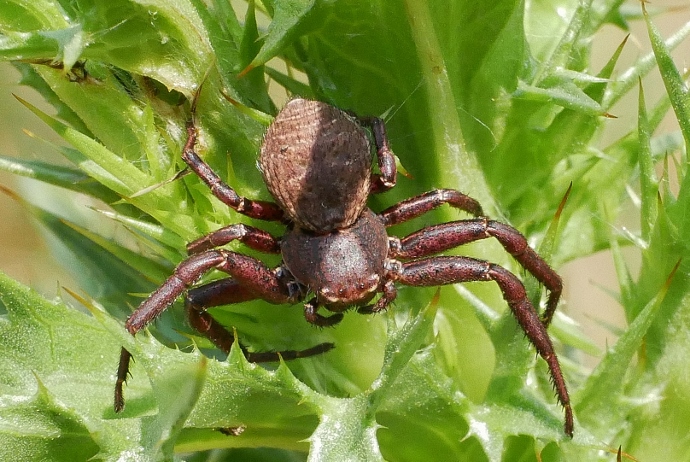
1 0 689 460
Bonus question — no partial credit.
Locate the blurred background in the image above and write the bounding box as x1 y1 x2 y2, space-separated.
0 1 688 369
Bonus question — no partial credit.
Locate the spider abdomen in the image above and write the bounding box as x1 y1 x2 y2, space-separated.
260 98 372 233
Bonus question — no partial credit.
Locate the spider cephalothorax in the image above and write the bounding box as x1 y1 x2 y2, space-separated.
114 97 573 437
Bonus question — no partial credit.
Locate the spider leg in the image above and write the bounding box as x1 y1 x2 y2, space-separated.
185 278 334 361
187 223 282 254
357 116 397 193
379 189 483 226
358 280 397 315
389 218 562 327
114 250 316 412
303 297 344 327
125 250 295 335
182 121 285 221
391 256 573 437
185 277 260 353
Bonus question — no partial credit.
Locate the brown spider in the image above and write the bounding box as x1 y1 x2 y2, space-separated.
114 98 573 437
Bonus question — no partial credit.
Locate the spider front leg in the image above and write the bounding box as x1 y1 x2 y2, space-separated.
357 280 397 315
388 218 562 327
388 256 573 437
303 298 345 327
114 249 329 412
124 224 285 333
186 277 334 361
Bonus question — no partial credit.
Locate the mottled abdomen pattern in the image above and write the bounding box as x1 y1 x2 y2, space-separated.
260 99 372 232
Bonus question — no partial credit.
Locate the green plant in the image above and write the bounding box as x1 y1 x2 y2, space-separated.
1 0 689 460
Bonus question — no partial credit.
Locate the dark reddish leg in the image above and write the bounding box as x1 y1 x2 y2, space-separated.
389 218 562 327
114 250 312 412
358 280 397 314
182 122 285 222
125 250 294 335
379 189 483 226
185 278 259 353
357 116 397 193
185 278 333 361
303 297 344 327
390 256 573 437
114 348 132 412
187 223 282 255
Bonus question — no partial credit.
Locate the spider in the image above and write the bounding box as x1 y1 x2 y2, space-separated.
114 97 573 437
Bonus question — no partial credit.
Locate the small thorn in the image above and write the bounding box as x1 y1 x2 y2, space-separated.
129 168 191 198
554 182 572 221
238 64 255 78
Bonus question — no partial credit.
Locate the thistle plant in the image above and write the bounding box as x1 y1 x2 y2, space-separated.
1 1 689 461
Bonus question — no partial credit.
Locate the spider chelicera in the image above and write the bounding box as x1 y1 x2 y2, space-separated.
114 97 573 437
